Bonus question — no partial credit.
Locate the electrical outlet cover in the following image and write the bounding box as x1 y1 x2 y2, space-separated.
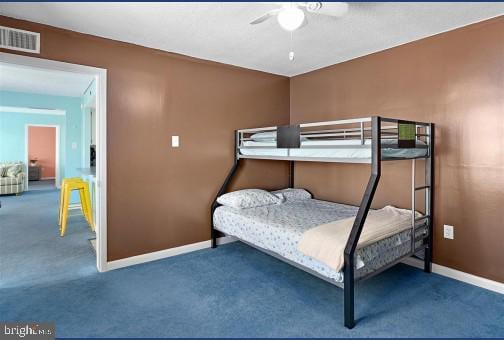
444 224 454 239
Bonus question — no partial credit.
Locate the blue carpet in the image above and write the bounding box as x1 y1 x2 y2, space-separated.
0 189 96 289
1 190 504 337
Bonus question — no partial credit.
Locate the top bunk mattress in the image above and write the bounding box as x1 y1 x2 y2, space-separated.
239 139 427 160
213 199 425 284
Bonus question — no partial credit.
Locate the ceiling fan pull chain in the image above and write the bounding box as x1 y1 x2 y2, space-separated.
289 31 295 61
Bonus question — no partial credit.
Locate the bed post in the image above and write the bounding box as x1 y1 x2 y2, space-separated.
211 130 240 248
289 161 294 188
343 116 381 329
424 123 435 273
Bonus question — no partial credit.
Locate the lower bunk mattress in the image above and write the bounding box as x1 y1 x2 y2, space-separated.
213 199 427 286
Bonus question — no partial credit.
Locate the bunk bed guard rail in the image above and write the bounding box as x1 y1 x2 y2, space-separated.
211 116 434 330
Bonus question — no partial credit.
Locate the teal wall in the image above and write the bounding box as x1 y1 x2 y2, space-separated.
0 91 85 192
81 78 96 168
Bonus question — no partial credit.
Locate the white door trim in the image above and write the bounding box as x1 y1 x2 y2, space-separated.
0 52 108 273
25 124 60 188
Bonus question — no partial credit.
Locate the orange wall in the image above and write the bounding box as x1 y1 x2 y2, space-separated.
28 126 56 179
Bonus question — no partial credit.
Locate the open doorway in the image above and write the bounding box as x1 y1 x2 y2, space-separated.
26 124 59 191
0 52 107 289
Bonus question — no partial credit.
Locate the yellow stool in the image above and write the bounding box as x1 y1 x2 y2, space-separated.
58 177 82 226
59 178 94 237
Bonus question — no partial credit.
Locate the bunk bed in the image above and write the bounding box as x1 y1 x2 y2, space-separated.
210 116 434 329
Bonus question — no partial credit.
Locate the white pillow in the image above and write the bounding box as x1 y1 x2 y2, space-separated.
250 131 307 142
272 188 312 201
251 131 277 142
217 189 282 209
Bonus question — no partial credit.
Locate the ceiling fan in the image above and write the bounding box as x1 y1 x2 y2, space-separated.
250 2 349 32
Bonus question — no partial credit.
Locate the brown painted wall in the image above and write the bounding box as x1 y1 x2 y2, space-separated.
290 17 504 283
0 16 290 261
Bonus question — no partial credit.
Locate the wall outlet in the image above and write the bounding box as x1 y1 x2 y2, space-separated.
171 135 180 148
444 224 454 240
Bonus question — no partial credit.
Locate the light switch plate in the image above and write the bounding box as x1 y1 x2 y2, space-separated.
72 142 78 149
172 136 180 148
444 224 454 239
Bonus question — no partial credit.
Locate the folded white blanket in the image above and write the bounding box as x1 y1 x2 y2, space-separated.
298 205 418 272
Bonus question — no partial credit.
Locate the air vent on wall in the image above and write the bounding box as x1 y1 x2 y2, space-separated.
0 26 40 54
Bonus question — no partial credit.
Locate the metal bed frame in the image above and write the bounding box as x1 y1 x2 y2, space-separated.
210 116 434 329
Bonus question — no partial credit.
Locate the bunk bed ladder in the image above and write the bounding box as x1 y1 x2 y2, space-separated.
411 124 434 272
411 159 428 255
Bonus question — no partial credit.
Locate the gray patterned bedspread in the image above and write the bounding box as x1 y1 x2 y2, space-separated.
214 199 425 284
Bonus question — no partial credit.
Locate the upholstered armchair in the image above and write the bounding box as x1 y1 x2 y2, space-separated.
0 162 26 195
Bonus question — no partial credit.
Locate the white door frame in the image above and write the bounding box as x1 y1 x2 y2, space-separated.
25 124 61 188
0 52 108 272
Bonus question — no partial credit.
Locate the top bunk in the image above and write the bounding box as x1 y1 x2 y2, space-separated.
236 116 433 164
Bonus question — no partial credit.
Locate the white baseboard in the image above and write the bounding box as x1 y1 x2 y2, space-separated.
106 236 237 271
402 258 504 294
106 238 503 295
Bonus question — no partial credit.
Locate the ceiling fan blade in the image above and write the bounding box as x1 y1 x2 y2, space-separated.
307 2 349 17
250 9 281 25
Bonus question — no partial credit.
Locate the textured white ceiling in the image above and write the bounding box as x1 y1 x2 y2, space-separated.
1 2 503 76
0 63 94 97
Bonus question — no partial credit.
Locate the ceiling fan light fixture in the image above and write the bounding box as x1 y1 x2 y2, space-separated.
277 6 305 31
